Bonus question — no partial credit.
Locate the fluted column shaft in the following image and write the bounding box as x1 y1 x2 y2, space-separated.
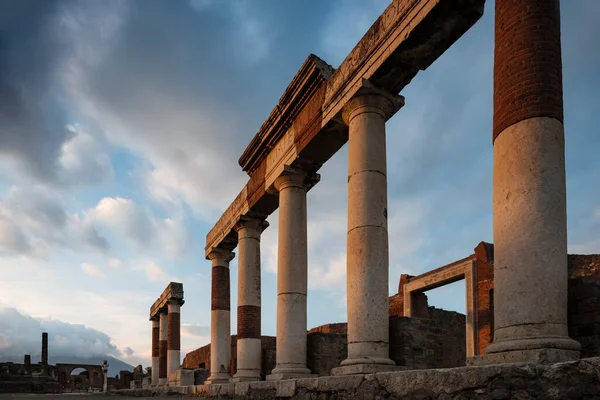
206 248 234 384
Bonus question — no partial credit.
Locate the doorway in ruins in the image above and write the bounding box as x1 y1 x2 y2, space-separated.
403 257 477 360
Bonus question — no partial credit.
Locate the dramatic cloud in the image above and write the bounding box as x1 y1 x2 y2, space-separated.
0 307 120 361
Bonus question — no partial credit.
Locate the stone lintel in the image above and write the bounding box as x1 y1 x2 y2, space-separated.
239 54 334 175
205 0 485 260
150 282 184 320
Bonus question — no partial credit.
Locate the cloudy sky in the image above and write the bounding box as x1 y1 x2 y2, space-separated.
0 0 598 369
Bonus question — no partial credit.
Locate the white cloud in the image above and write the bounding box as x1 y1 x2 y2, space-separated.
90 197 190 258
81 262 105 278
181 323 210 338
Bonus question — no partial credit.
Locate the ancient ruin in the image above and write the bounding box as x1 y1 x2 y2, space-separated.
116 0 600 397
149 282 185 387
0 332 109 393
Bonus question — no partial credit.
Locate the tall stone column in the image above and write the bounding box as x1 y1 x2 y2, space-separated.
333 89 403 376
267 167 317 380
477 0 580 364
41 332 48 365
158 310 168 385
151 318 159 385
167 301 181 382
206 248 234 384
232 216 268 382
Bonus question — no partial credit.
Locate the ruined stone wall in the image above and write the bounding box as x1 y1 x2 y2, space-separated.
568 254 600 358
389 308 466 369
307 332 347 375
308 323 347 334
0 363 60 393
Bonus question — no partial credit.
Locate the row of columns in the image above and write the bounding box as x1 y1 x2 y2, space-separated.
206 0 579 378
150 301 181 385
207 86 404 382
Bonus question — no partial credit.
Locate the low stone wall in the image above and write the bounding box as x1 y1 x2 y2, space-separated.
116 357 600 399
306 332 346 375
569 254 600 358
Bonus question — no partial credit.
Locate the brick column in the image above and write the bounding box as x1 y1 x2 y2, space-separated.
167 301 181 382
158 310 168 385
267 167 318 380
332 88 403 376
151 318 159 385
232 216 268 382
473 0 580 365
206 248 234 384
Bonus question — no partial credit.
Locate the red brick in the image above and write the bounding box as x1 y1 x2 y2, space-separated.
212 266 230 311
493 0 563 141
237 305 261 339
168 312 181 350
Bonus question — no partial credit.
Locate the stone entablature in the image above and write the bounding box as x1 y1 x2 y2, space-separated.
149 282 184 319
204 0 485 258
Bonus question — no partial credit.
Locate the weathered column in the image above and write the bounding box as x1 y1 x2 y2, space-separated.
476 0 581 364
167 301 181 382
232 216 268 382
333 88 403 375
267 167 317 380
151 318 159 385
206 248 234 384
41 332 48 365
158 310 168 385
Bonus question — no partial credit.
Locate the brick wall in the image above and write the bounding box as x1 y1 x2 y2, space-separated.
308 323 347 334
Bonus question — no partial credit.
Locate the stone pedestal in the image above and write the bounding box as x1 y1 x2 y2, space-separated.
167 301 181 383
232 217 267 382
159 311 168 385
206 248 235 384
267 168 317 380
151 318 160 385
477 0 580 364
332 90 403 376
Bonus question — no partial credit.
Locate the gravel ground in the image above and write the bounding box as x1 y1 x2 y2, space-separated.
0 395 189 399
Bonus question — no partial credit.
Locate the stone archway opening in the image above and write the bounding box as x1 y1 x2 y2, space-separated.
68 367 90 391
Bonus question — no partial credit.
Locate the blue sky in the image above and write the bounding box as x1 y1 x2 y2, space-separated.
0 0 598 369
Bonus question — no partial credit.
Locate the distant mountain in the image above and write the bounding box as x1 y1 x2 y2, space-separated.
50 355 134 377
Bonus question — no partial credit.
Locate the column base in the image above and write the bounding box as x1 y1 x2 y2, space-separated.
468 348 580 366
205 374 232 384
158 378 167 385
266 366 314 381
331 356 401 375
231 370 262 382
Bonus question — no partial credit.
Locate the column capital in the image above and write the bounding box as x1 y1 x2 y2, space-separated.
274 165 320 192
207 247 235 264
234 214 269 235
342 80 404 124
